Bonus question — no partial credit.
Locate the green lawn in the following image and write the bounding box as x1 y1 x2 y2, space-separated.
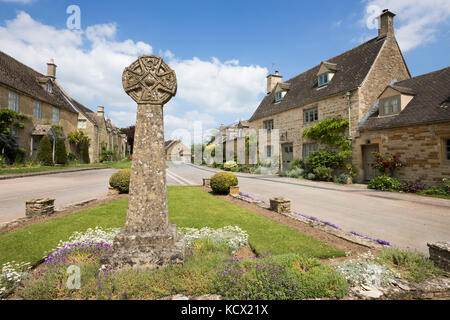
0 186 344 266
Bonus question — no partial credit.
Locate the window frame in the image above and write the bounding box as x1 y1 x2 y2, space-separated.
52 107 60 124
46 82 52 93
379 95 401 116
8 91 19 112
78 119 87 129
33 101 42 119
266 145 272 158
304 107 318 124
318 72 329 87
263 119 274 132
274 91 283 103
302 143 318 159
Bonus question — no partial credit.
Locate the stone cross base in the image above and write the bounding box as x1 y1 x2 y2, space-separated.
270 198 291 214
100 223 184 270
203 178 211 187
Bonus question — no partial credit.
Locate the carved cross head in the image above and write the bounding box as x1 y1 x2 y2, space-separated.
122 55 177 105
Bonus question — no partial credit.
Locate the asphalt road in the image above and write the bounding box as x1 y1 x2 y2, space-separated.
1 163 449 255
166 162 450 255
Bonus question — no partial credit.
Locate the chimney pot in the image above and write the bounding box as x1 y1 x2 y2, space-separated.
46 59 57 80
97 106 104 116
266 72 283 94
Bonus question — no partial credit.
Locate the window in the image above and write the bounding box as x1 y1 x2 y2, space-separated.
266 146 272 158
302 143 318 158
318 73 329 87
33 101 42 119
46 82 52 93
274 91 283 103
263 119 274 131
446 139 450 160
304 107 318 124
78 119 87 129
380 96 401 116
8 91 19 112
52 107 60 123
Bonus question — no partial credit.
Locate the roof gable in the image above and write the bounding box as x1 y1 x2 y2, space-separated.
249 37 387 121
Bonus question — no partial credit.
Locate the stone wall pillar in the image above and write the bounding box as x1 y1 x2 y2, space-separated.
269 198 291 214
25 198 55 217
428 242 450 272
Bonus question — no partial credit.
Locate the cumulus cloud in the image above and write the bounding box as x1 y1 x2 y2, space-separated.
362 0 450 51
0 11 267 139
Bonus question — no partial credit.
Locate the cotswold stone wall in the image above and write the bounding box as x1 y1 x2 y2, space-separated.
356 122 450 185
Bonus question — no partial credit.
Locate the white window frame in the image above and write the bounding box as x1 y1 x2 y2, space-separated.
53 107 60 123
318 73 329 87
8 91 19 112
33 101 42 119
263 119 274 132
380 95 401 116
304 107 318 124
46 82 52 93
274 91 283 103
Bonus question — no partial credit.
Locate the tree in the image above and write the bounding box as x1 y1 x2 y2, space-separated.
36 136 54 166
0 109 31 163
68 129 90 160
55 138 68 165
80 140 90 164
120 125 135 155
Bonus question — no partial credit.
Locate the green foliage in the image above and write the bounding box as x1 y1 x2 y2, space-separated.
100 141 114 162
302 117 350 151
36 136 53 166
14 148 26 164
368 175 401 191
312 166 333 181
67 152 77 162
376 248 444 282
280 167 304 178
0 108 31 135
68 130 90 162
333 173 353 184
289 158 304 170
210 172 238 194
54 139 68 165
80 140 90 164
109 169 131 193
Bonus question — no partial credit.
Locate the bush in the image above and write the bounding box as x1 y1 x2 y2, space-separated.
67 152 77 162
55 139 68 165
334 173 353 184
210 172 238 194
368 175 401 191
80 140 90 164
305 150 344 172
289 158 304 170
313 166 333 181
109 169 131 193
223 161 238 171
281 167 304 178
36 136 53 166
14 148 26 164
399 181 427 193
306 173 316 180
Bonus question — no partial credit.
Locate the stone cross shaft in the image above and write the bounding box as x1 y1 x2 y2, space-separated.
101 55 184 270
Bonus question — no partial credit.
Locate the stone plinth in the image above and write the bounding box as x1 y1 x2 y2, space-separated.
229 185 240 195
428 241 450 272
269 198 291 214
25 198 55 217
203 178 211 187
100 55 184 270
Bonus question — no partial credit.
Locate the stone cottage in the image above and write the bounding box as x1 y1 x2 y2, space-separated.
357 67 450 185
165 139 191 163
0 52 78 159
0 50 127 162
248 9 412 181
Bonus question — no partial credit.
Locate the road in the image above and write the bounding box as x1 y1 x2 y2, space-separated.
166 162 450 255
1 163 449 255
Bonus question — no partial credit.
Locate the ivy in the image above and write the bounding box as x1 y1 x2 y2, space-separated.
302 117 350 151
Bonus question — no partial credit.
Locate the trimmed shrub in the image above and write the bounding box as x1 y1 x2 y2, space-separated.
368 175 401 191
55 139 68 165
36 136 53 166
210 172 238 194
109 169 131 193
289 158 304 170
67 152 77 162
399 181 427 193
313 166 333 181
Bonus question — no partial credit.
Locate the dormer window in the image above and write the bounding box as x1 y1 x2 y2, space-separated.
274 91 283 103
380 95 400 116
318 72 330 87
46 82 52 93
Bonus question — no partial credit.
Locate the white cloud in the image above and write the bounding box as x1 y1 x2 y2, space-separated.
0 11 267 135
363 0 450 51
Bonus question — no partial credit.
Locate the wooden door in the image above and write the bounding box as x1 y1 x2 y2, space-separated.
282 143 293 171
362 144 379 181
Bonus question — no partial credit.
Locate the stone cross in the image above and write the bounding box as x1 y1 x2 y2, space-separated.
101 55 184 269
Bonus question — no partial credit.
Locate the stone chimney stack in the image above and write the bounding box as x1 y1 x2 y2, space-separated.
267 71 282 94
97 106 104 116
46 59 57 80
378 9 396 39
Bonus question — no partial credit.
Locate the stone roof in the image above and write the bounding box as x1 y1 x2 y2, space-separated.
0 51 77 114
360 66 450 131
69 97 99 126
31 124 54 136
249 36 387 121
165 140 179 151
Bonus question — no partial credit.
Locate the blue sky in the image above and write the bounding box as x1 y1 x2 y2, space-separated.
1 0 449 143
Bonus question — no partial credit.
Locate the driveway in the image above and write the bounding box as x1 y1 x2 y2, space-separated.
166 162 450 255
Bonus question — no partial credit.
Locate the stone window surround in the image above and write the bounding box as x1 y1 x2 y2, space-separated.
304 106 319 124
8 91 19 112
33 100 42 119
52 106 60 124
263 119 274 131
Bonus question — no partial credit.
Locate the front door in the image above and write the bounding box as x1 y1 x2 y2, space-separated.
362 144 379 182
282 143 294 171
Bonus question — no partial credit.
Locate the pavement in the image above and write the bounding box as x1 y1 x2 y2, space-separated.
166 162 450 255
1 162 448 255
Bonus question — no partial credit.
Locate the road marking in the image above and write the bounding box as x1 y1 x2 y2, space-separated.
166 170 195 185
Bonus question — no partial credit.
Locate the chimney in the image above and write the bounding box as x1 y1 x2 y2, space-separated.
97 106 104 116
266 71 282 94
46 59 57 80
378 9 396 39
